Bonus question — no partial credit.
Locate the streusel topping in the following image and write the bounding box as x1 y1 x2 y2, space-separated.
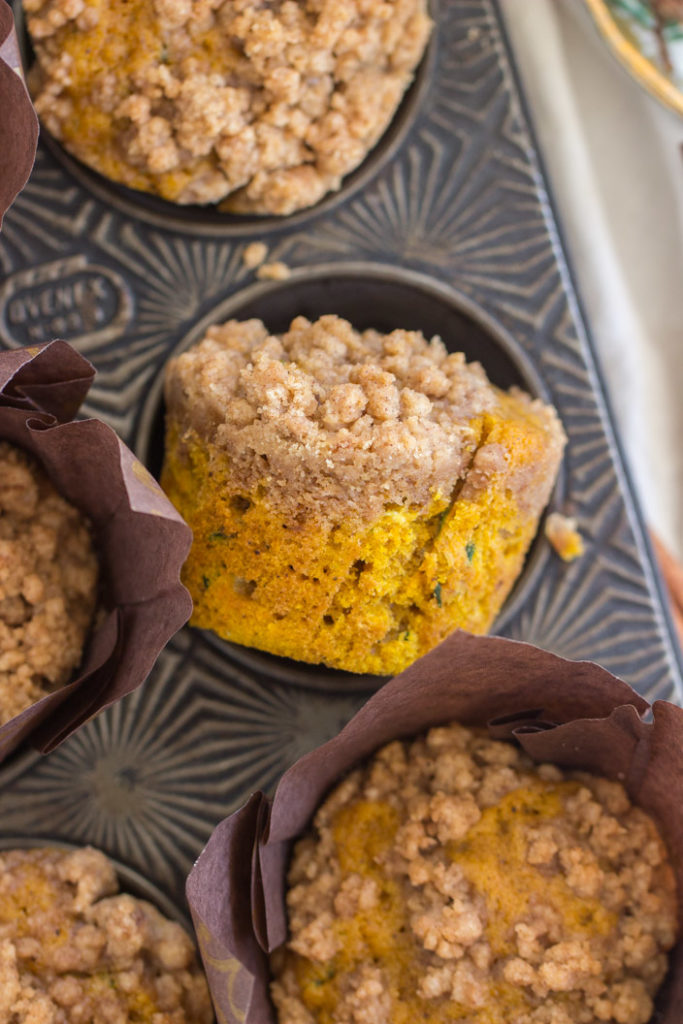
0 441 98 724
165 314 564 520
27 0 431 213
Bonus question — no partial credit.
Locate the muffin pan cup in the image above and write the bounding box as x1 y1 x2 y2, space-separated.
186 630 683 1024
0 0 681 959
143 263 565 685
0 340 192 761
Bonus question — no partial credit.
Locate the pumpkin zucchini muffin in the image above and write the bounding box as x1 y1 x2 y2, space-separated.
0 441 98 725
0 846 213 1023
162 314 565 675
25 0 431 214
270 723 678 1024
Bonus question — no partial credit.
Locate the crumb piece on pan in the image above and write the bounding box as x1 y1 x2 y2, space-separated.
271 723 677 1024
26 0 432 214
162 316 566 674
0 846 213 1023
0 441 97 725
256 260 291 281
545 512 584 562
242 241 269 270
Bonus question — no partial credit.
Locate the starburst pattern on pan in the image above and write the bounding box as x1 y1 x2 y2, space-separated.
502 299 681 701
93 222 247 332
510 512 676 705
74 225 254 436
0 152 98 272
0 632 367 901
0 151 262 440
281 129 551 282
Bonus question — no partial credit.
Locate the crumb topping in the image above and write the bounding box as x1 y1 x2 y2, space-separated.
545 512 584 563
271 724 678 1024
0 441 98 726
0 846 213 1023
26 0 431 213
257 260 292 281
242 241 269 269
165 315 564 520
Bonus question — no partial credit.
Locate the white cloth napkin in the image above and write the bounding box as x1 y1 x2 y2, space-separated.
500 0 683 561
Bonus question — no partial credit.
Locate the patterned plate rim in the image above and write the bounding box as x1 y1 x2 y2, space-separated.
583 0 683 117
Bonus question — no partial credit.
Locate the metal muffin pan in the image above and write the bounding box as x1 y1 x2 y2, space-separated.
1 0 682 916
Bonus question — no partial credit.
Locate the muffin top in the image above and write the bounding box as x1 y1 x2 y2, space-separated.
0 441 97 726
0 845 213 1023
165 314 565 520
27 0 431 213
271 722 678 1024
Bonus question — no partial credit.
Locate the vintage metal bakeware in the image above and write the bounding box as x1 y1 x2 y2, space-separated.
0 0 681 915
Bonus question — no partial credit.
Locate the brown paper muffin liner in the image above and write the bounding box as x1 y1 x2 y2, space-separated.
0 1 38 228
0 340 192 761
186 630 683 1024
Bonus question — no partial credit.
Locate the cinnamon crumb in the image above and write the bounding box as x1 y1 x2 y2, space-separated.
256 261 291 281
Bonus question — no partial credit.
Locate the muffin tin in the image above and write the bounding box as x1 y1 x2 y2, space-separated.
1 0 682 917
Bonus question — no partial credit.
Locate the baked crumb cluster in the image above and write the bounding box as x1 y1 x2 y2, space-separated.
0 846 213 1023
544 511 584 563
271 724 678 1024
26 0 431 213
0 441 98 725
166 315 561 521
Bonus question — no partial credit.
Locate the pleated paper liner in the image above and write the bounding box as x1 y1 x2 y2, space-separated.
0 341 192 761
0 1 37 228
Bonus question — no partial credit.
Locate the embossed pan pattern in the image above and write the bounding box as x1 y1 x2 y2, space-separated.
0 0 682 913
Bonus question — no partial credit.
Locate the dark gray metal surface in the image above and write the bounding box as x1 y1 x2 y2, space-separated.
1 0 681 910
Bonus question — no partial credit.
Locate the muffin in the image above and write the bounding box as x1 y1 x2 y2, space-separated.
162 315 565 674
26 0 431 214
0 845 213 1022
0 440 98 726
271 723 677 1024
0 340 192 762
185 632 683 1024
